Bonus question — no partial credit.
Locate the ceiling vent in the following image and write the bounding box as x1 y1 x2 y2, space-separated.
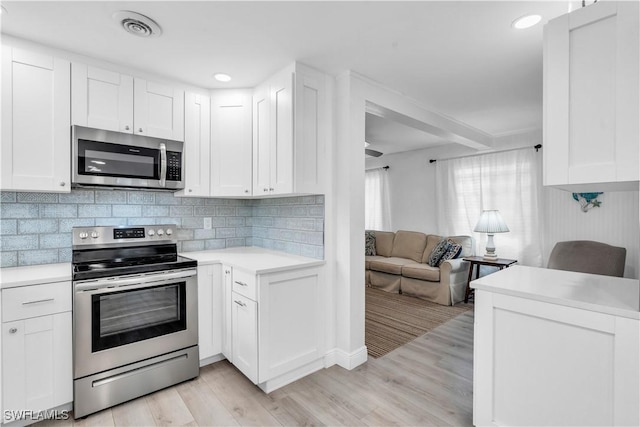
113 11 162 38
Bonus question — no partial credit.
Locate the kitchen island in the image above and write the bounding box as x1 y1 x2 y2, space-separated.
471 265 639 426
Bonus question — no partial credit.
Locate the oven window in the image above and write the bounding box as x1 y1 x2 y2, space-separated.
78 139 160 180
92 282 187 352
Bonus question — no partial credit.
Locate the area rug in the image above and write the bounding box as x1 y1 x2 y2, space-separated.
365 286 473 358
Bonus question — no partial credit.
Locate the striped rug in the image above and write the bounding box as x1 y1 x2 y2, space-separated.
365 286 473 358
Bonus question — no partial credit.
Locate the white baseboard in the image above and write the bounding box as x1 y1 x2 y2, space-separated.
324 346 368 370
258 359 325 393
199 353 226 367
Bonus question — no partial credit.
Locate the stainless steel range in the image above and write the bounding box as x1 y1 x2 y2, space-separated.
71 225 199 418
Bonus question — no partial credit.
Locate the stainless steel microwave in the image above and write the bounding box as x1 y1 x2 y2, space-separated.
72 126 184 191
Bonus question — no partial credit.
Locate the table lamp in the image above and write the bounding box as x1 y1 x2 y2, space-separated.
474 210 509 260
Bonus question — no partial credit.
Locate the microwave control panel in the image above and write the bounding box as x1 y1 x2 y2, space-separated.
167 151 182 182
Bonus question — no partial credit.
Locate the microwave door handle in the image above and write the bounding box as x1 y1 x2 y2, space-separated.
159 143 167 187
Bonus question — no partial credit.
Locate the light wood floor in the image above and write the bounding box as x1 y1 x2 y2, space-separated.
39 311 474 427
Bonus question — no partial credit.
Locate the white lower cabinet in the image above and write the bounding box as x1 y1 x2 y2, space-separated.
224 265 325 391
230 291 258 383
197 264 222 364
474 290 639 426
1 281 72 424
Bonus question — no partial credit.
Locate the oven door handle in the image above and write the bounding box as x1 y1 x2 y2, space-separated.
159 142 167 187
75 269 196 293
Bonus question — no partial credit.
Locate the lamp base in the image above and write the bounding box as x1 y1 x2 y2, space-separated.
482 253 498 260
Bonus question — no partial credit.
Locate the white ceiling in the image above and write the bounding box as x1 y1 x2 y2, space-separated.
1 1 577 152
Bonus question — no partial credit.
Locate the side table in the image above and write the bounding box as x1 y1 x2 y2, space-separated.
463 256 517 303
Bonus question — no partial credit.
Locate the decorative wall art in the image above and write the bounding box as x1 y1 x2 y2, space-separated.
572 192 603 213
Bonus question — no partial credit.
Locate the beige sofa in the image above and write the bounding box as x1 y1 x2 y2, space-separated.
365 230 474 306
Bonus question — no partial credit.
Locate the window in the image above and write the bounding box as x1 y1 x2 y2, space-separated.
435 149 543 266
365 168 391 231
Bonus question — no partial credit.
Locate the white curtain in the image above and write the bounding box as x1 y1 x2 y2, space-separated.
365 168 392 231
436 148 544 266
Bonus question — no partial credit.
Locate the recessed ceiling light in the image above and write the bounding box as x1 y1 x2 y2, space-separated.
512 14 542 30
214 73 231 82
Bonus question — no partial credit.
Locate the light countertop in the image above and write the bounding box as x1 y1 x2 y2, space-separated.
0 262 72 289
471 265 640 319
0 248 324 289
181 247 325 274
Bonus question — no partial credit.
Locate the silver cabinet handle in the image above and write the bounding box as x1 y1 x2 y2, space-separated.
125 125 130 131
138 128 143 133
234 281 248 287
9 328 17 334
22 298 54 305
234 300 246 307
269 188 274 192
59 181 66 187
244 189 249 194
188 189 192 193
225 270 230 274
263 188 268 192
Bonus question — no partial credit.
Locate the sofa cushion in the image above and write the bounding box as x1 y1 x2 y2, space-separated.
422 235 444 263
438 239 463 266
401 263 441 282
448 235 474 257
365 230 376 256
369 257 416 275
390 230 428 263
427 239 449 266
365 255 387 270
374 231 395 257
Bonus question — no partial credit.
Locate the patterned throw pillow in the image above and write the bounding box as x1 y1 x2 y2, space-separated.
438 239 463 266
365 231 376 256
427 239 449 266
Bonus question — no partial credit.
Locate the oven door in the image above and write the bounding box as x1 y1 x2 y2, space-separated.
73 269 198 379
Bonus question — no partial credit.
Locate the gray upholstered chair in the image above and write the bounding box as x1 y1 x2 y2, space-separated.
547 240 626 277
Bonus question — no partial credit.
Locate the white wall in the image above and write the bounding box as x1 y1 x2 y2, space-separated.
365 148 437 233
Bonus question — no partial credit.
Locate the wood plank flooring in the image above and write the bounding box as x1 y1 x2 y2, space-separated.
37 311 474 427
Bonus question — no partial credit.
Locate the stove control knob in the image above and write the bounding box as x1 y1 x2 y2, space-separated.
148 229 155 236
79 232 89 239
165 228 173 236
90 231 100 239
157 229 165 236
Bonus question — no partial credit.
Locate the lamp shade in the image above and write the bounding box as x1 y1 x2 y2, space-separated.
474 210 509 233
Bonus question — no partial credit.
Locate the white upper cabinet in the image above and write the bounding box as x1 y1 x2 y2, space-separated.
210 90 253 197
543 1 639 190
253 63 327 196
177 92 211 197
1 47 71 192
72 64 185 141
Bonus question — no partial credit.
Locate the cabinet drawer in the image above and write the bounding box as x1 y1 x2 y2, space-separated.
2 281 72 322
232 269 257 300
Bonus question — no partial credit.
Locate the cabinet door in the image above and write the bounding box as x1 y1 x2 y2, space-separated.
544 1 639 187
197 264 222 362
210 90 253 197
71 64 134 133
231 291 258 383
253 83 271 195
134 78 185 141
2 312 72 423
269 70 294 195
221 266 233 360
257 267 324 383
1 48 71 192
178 92 211 197
294 66 326 194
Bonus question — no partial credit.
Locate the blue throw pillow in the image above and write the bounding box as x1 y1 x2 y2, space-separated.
427 239 449 266
438 239 463 266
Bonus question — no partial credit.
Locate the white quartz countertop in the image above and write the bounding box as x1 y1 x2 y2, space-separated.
471 265 640 319
0 262 72 289
181 247 325 274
